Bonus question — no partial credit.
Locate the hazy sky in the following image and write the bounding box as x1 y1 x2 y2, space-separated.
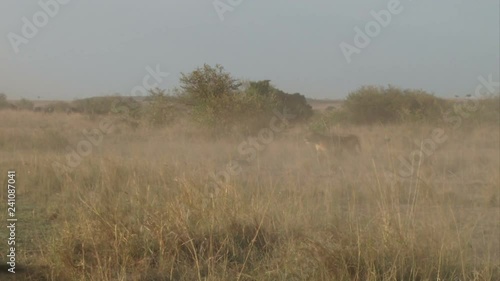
1 1 499 100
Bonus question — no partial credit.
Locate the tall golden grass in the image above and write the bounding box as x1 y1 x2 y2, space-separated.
0 109 498 280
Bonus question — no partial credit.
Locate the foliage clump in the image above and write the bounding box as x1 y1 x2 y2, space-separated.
143 88 183 127
0 94 33 110
179 64 242 132
73 95 141 116
179 64 312 135
16 98 34 110
42 101 75 112
343 85 446 124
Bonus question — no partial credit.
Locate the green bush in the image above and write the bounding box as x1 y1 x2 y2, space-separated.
73 96 114 114
232 80 311 134
344 85 447 124
276 92 313 122
178 65 312 135
74 96 142 116
179 64 241 133
242 80 312 123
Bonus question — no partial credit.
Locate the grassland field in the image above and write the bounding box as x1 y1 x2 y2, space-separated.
0 106 498 280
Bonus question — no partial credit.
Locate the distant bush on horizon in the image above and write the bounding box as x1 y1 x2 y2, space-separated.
16 98 34 110
309 86 499 132
343 85 447 124
73 95 142 116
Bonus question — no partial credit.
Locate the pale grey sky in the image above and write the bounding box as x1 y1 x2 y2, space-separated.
1 0 498 100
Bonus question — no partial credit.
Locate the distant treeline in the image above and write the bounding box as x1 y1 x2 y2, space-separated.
1 65 498 132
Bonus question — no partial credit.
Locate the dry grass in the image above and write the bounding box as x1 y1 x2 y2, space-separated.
0 109 498 280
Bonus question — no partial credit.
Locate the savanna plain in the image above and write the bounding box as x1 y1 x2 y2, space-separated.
0 103 499 281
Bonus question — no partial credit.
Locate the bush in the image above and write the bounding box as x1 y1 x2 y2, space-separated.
109 97 142 119
73 96 114 114
16 98 34 110
276 92 313 122
0 93 8 109
344 85 447 124
74 96 142 116
144 88 181 127
180 65 312 135
229 80 312 135
180 64 241 132
475 96 500 124
43 101 71 112
242 80 312 123
446 96 500 126
228 80 281 134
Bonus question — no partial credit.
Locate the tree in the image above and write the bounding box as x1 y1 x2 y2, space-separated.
179 64 241 131
180 64 241 102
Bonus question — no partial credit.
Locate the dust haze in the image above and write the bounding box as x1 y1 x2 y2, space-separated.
0 1 499 281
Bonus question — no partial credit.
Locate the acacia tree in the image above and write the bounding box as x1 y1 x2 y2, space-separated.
180 64 240 102
179 64 241 131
